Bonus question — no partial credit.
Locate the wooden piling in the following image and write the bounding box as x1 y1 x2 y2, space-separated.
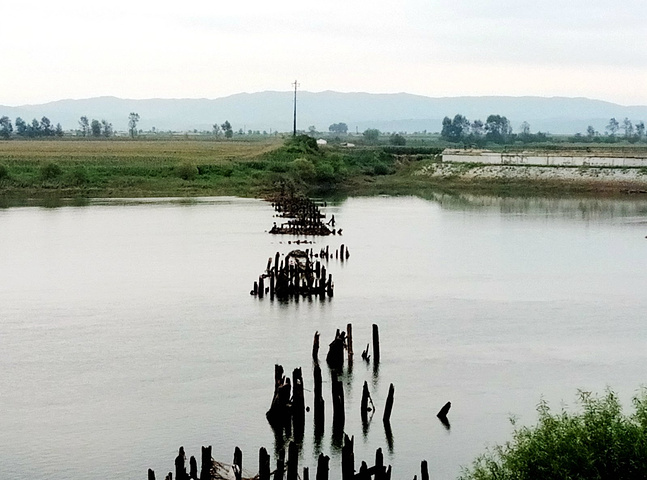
341 434 355 480
287 441 298 480
375 448 385 480
233 447 242 480
312 331 320 362
316 453 329 480
200 446 212 480
189 456 197 480
421 460 429 480
148 468 156 480
331 371 345 428
292 367 305 437
313 363 324 431
346 323 353 362
258 276 264 299
175 447 187 480
276 449 285 480
372 324 380 364
340 244 345 262
383 383 395 423
259 448 271 480
303 467 310 480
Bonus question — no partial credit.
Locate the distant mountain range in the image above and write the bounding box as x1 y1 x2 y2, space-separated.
2 91 647 135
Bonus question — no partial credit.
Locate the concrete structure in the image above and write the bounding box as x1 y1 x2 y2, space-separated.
442 149 647 168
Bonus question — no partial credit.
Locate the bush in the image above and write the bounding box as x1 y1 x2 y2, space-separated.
40 162 62 180
0 164 9 180
460 389 647 480
315 162 336 182
389 133 406 146
175 162 199 180
66 165 89 186
290 157 316 181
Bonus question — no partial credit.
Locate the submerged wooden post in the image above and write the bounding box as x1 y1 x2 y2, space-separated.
233 447 242 480
312 331 320 362
372 324 380 364
287 441 298 480
340 244 345 262
200 446 212 480
437 401 451 418
189 456 197 480
341 434 355 480
175 447 187 480
276 448 285 480
259 447 271 480
303 467 310 480
346 324 353 362
258 276 265 299
269 273 275 299
383 383 395 423
148 469 156 480
421 460 429 480
316 453 329 480
292 367 305 438
313 363 324 432
375 448 385 480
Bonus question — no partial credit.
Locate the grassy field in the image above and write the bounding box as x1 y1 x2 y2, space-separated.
0 138 283 198
1 137 645 202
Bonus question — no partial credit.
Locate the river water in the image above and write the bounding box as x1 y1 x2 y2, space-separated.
1 194 646 479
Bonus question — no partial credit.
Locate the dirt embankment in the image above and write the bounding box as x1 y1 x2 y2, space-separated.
415 163 647 193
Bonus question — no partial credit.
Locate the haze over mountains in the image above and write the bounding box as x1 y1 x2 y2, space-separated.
2 91 647 135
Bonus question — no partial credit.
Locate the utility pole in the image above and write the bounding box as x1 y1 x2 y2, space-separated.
292 80 299 137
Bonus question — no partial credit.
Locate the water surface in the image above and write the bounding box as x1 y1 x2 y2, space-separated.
1 194 646 479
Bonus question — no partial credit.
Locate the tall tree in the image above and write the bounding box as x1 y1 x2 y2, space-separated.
79 116 90 137
586 125 596 139
606 117 619 137
0 116 13 139
485 115 511 144
128 112 140 138
15 117 27 136
221 120 233 139
329 122 348 134
101 120 113 137
212 123 221 137
363 128 380 143
55 123 64 137
91 119 102 137
40 117 53 136
636 121 645 139
623 117 634 138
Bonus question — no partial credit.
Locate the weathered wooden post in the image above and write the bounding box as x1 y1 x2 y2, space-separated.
341 434 355 480
346 323 353 363
437 401 451 418
375 448 385 480
258 448 271 480
275 252 280 277
357 462 368 480
233 447 242 480
253 281 258 296
312 331 320 362
200 446 212 480
326 274 333 297
316 453 329 480
372 324 380 364
276 448 285 480
326 329 345 370
287 441 299 480
383 383 395 423
189 456 197 480
258 276 265 299
269 273 275 300
292 367 305 439
313 363 325 433
175 447 187 480
421 460 429 480
148 468 156 480
340 244 345 262
303 467 310 480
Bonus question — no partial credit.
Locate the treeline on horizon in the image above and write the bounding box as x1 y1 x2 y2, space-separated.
440 114 647 146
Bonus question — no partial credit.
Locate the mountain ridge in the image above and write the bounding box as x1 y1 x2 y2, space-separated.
2 91 646 134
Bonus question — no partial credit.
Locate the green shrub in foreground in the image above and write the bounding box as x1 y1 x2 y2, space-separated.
40 162 62 181
0 164 8 180
460 389 647 480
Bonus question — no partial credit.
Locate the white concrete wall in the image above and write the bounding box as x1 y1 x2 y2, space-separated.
442 149 647 168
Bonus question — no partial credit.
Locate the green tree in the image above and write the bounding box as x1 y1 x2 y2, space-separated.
221 120 233 139
15 117 27 137
212 123 221 136
79 116 89 137
55 123 64 137
485 114 512 144
586 125 597 139
40 117 53 136
91 119 102 137
363 128 380 143
27 118 41 138
389 133 406 146
636 121 645 139
441 114 470 142
606 117 619 137
101 120 113 137
623 117 634 138
0 116 13 139
128 112 140 138
329 122 348 134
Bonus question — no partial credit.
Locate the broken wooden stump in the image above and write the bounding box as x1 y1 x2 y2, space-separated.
383 383 395 423
275 448 285 480
316 453 329 480
200 446 212 480
346 323 353 364
372 324 380 364
326 329 346 370
292 367 305 440
175 447 187 480
189 456 197 480
286 441 299 480
421 460 429 480
148 468 156 480
259 448 271 480
341 434 355 480
313 363 324 434
312 331 320 363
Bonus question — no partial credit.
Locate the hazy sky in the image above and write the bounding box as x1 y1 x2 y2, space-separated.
3 0 647 106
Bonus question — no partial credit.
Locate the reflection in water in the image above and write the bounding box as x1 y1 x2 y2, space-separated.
383 421 394 454
438 416 451 431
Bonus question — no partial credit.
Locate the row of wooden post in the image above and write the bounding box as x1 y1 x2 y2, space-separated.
151 438 437 480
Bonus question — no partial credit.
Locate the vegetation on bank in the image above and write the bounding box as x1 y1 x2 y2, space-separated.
460 389 647 480
1 135 647 200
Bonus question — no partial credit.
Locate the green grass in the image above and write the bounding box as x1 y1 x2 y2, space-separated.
460 389 647 480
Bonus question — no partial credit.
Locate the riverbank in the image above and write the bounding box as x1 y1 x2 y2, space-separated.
2 138 647 201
